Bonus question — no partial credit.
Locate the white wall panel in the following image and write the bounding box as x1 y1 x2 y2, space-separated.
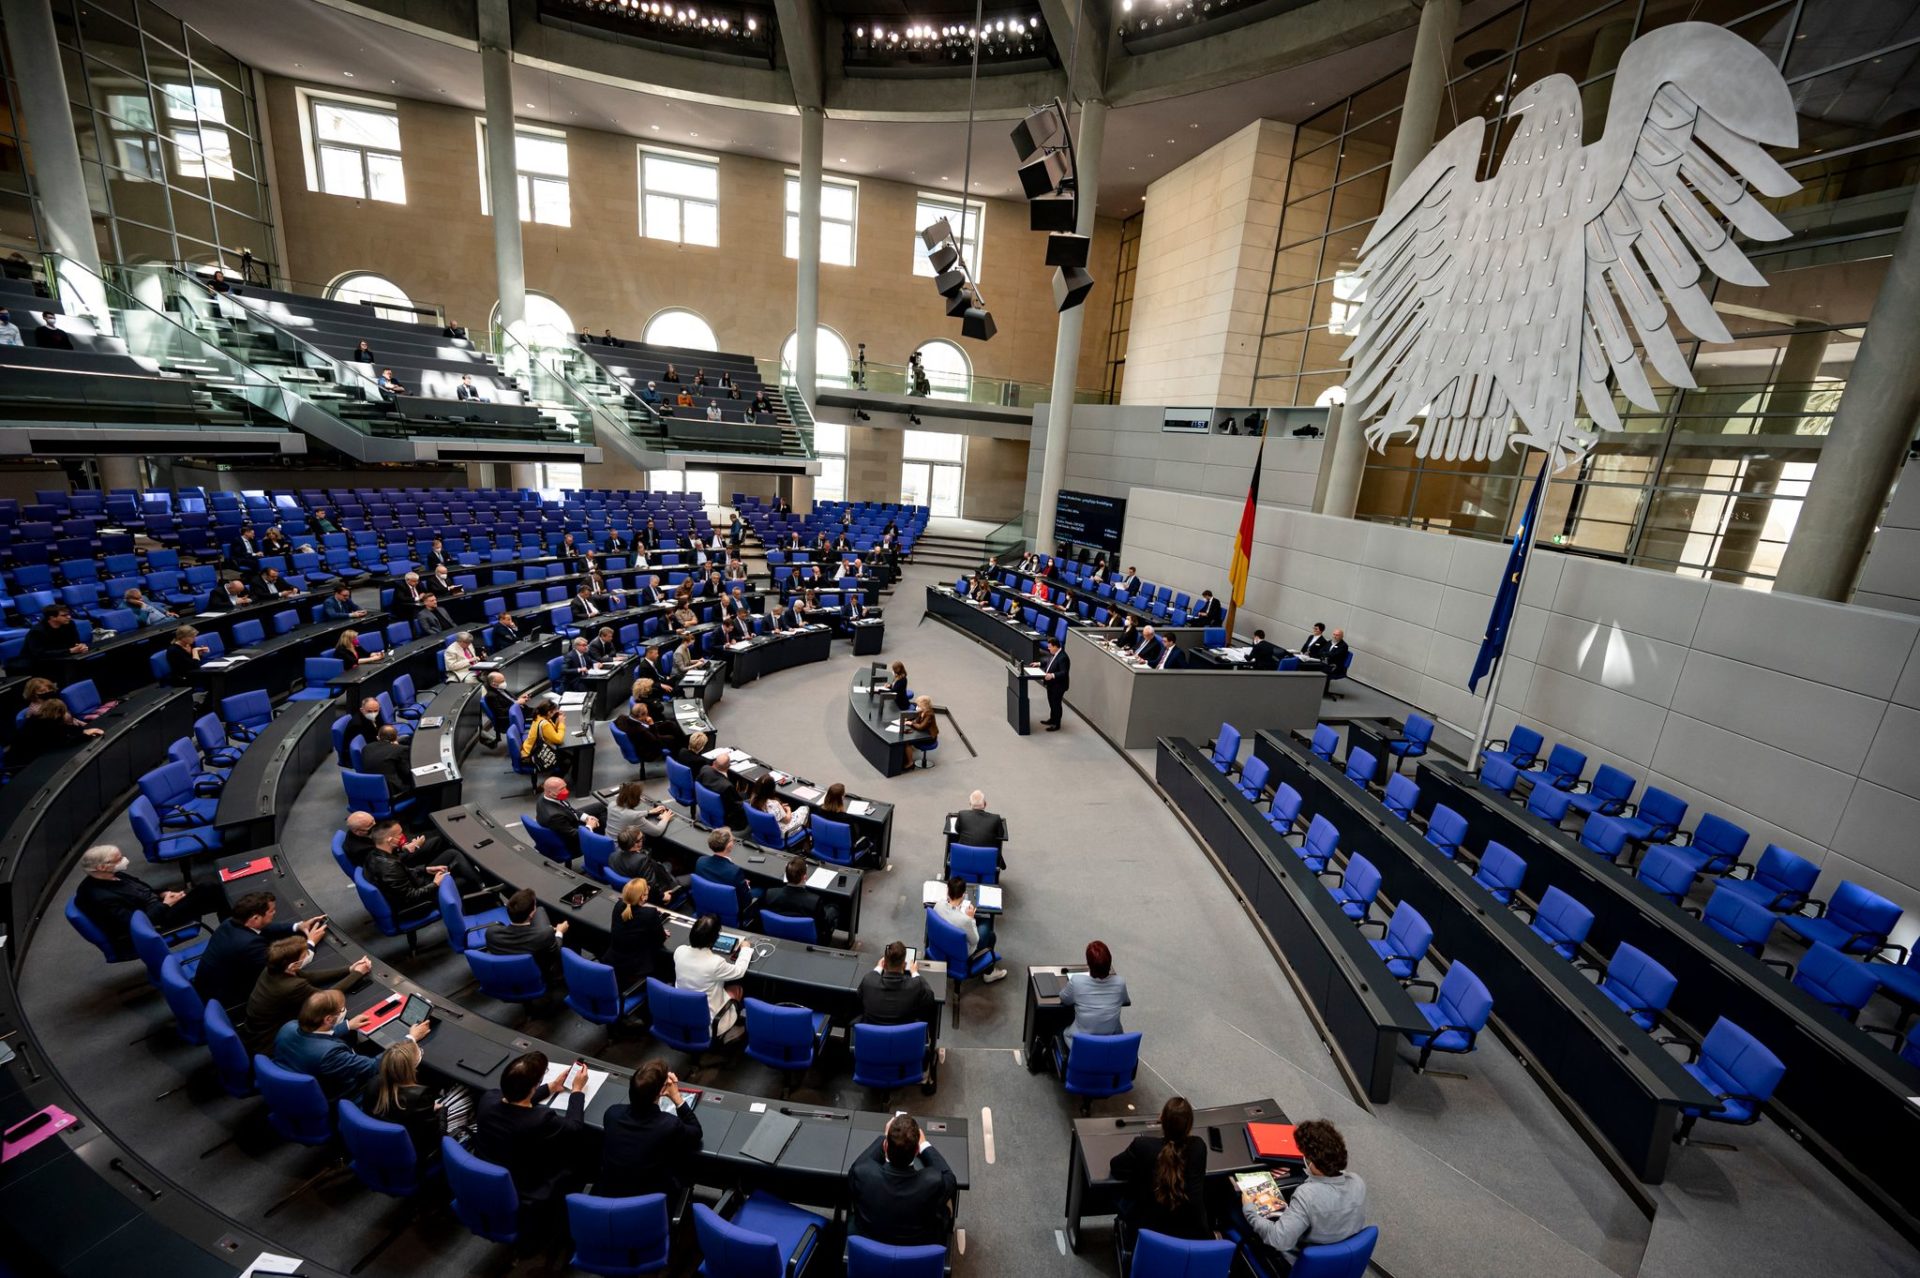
1691 582 1919 699
1671 651 1888 776
1651 713 1856 846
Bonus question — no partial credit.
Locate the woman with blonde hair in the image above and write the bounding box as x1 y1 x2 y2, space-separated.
903 693 937 768
362 1037 473 1160
602 875 668 988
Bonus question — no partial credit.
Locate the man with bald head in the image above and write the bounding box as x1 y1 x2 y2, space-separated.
535 774 606 858
695 748 748 832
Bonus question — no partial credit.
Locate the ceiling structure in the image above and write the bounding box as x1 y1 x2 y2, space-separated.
158 0 1448 216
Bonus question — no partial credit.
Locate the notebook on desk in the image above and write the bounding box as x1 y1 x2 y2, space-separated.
1033 970 1066 1000
740 1112 802 1165
1247 1122 1303 1163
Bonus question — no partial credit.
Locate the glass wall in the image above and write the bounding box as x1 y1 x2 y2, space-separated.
0 0 277 274
1253 0 1919 587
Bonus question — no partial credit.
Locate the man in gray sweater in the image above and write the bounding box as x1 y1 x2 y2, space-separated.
1238 1119 1368 1268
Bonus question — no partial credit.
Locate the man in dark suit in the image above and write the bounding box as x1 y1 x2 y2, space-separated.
473 1052 589 1224
560 636 593 693
391 572 426 621
638 575 666 607
243 934 371 1053
360 725 415 799
206 579 252 612
484 887 570 986
455 375 487 402
320 583 366 621
694 826 759 918
1248 629 1285 670
536 774 605 857
1301 623 1331 661
339 810 382 868
952 791 1008 849
363 819 452 917
586 626 621 663
1192 590 1225 627
193 891 324 1011
856 942 939 1027
571 583 604 620
250 566 297 599
343 697 386 760
228 526 262 574
1324 628 1351 676
847 1113 957 1248
272 990 403 1101
774 598 804 632
1133 625 1163 667
696 751 749 831
641 519 662 550
633 645 673 696
74 844 226 959
415 592 455 635
1118 567 1141 597
596 1060 702 1200
1038 636 1070 731
425 565 463 597
760 855 839 940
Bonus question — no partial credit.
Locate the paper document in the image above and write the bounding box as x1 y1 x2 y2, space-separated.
885 719 904 732
847 799 875 816
851 685 871 694
411 764 445 777
977 885 1004 911
806 867 838 890
921 881 945 906
1023 665 1046 676
792 785 823 804
543 1064 612 1109
238 1254 304 1277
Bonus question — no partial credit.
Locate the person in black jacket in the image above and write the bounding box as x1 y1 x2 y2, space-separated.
599 877 670 989
695 752 749 831
759 855 838 942
363 1038 472 1163
483 887 569 986
888 661 911 710
343 697 386 759
23 604 89 674
560 636 593 693
73 844 225 959
364 821 450 918
847 1113 956 1247
586 627 621 663
1247 629 1284 671
5 697 101 769
609 828 686 912
596 1059 701 1199
1038 636 1070 731
856 942 937 1028
1107 1096 1211 1243
193 890 325 1010
536 775 606 857
472 1052 588 1227
359 725 413 799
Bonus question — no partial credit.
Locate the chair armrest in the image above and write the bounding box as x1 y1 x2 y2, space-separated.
1764 889 1807 913
1725 862 1755 881
1672 829 1695 846
1553 775 1579 790
1402 976 1437 998
1510 902 1536 924
1869 939 1909 966
1860 1024 1903 1047
1356 918 1387 937
1486 738 1508 753
1617 801 1639 818
1569 778 1593 794
1799 895 1830 918
1759 955 1794 977
1318 868 1344 886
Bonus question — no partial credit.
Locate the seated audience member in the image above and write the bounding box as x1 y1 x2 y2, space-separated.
696 750 750 831
1248 629 1284 670
252 566 297 599
933 876 1006 983
343 696 387 757
206 578 252 612
611 827 687 909
519 699 572 782
364 819 452 918
244 935 372 1053
6 697 102 767
1300 622 1330 661
321 583 367 621
415 592 455 635
902 695 938 769
858 940 937 1027
74 844 225 958
455 374 487 402
605 780 674 846
33 312 74 349
536 774 606 857
1108 1097 1210 1243
760 855 837 940
444 319 468 340
473 1051 589 1223
673 730 712 778
817 782 849 816
275 989 423 1101
662 362 680 382
481 671 524 739
335 629 381 669
1060 940 1127 1045
641 380 662 405
586 626 621 663
360 724 414 799
194 891 324 1010
352 339 375 363
377 368 406 399
674 912 752 1035
123 587 175 627
560 636 593 692
444 631 485 682
597 1059 701 1198
748 773 809 838
484 887 569 986
694 827 759 920
953 788 1007 855
600 878 671 988
24 604 89 672
0 307 19 344
364 1038 474 1162
1237 1120 1368 1268
676 387 694 409
1324 627 1351 672
613 699 674 761
847 1112 957 1248
339 810 380 869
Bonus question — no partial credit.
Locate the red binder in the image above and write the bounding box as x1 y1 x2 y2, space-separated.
1246 1122 1303 1162
218 856 274 883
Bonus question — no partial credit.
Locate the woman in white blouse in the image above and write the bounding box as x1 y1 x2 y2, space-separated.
674 914 751 1034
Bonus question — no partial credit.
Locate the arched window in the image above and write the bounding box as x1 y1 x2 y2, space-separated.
781 325 851 389
490 292 575 350
912 338 971 400
643 308 719 352
327 272 414 323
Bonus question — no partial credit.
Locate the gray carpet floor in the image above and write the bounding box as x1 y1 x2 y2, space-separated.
19 556 1918 1278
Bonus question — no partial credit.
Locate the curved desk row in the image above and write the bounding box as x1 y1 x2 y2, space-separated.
719 754 896 867
923 584 1044 664
724 625 835 686
846 665 935 779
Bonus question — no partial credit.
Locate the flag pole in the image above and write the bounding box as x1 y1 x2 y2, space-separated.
1468 464 1549 766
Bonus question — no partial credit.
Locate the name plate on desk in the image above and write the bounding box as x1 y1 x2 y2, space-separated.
417 716 446 729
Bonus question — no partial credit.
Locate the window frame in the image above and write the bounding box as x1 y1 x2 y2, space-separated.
476 119 572 227
813 419 847 503
297 87 405 204
785 172 860 267
638 145 721 247
913 193 985 280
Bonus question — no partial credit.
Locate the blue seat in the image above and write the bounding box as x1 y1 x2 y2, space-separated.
690 873 745 927
523 814 576 866
1482 724 1543 771
255 1055 334 1145
1525 886 1594 961
1407 962 1493 1072
1524 783 1573 825
1382 773 1419 821
744 997 831 1087
130 910 209 982
1234 754 1270 802
1479 756 1520 797
467 949 547 1006
1674 1017 1785 1142
1309 724 1339 762
290 657 344 701
1636 846 1699 907
567 1192 671 1277
1386 714 1434 768
851 1021 929 1100
1673 812 1748 876
925 908 1000 1016
1325 854 1381 924
1201 626 1227 648
203 1002 257 1097
746 803 807 851
1700 882 1779 959
1471 842 1526 906
504 724 537 783
759 911 818 944
1720 844 1818 915
946 842 1000 886
847 1237 948 1278
1209 723 1242 774
60 678 103 718
1054 1030 1142 1110
1616 786 1687 846
1790 942 1879 1021
230 619 266 647
443 1137 519 1243
353 867 441 951
138 760 219 827
1567 763 1636 819
815 814 868 867
1266 783 1303 833
580 829 621 885
692 1191 828 1278
1780 880 1903 959
1296 815 1339 875
1596 942 1677 1033
645 977 714 1054
342 769 416 821
389 672 426 720
339 1098 435 1198
562 948 646 1026
66 896 132 963
1423 805 1466 860
129 794 222 867
1872 953 1920 1023
694 782 729 828
1537 743 1587 791
437 874 509 954
1131 1229 1234 1278
158 954 207 1044
1343 748 1377 788
1364 903 1432 983
1290 1225 1380 1278
1579 815 1630 864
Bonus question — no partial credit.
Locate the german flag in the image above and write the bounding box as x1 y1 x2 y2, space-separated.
1228 437 1264 609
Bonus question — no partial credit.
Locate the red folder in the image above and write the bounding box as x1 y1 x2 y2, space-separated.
1246 1122 1303 1162
218 856 274 883
357 994 408 1033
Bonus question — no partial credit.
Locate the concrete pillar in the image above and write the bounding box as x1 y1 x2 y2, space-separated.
508 463 539 489
1033 97 1108 553
97 456 143 491
477 0 526 337
1773 180 1920 601
793 106 824 406
1 0 107 321
1709 326 1830 582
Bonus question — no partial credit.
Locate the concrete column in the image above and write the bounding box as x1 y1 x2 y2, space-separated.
97 456 143 491
477 0 526 336
1 0 107 318
1773 180 1920 601
793 106 824 406
508 463 539 489
1384 0 1461 203
1033 97 1108 553
1709 326 1830 582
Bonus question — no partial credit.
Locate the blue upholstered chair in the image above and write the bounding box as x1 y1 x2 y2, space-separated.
1423 805 1467 861
1209 723 1242 774
1324 854 1381 924
566 1192 671 1276
1362 903 1433 985
644 978 714 1055
1406 963 1493 1074
1596 942 1676 1033
1471 843 1526 906
1522 886 1594 961
692 1193 828 1278
1780 880 1904 960
744 997 831 1093
443 1137 519 1243
1482 725 1543 771
1382 773 1420 821
851 1021 930 1103
1295 815 1340 875
1720 844 1819 916
1673 1018 1786 1145
1053 1030 1142 1113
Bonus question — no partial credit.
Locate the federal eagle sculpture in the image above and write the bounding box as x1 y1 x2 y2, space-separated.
1342 23 1802 471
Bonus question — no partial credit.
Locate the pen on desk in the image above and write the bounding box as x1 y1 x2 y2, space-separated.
780 1106 850 1120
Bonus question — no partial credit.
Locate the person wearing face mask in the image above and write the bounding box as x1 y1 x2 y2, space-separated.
242 934 375 1053
73 844 226 960
0 308 22 346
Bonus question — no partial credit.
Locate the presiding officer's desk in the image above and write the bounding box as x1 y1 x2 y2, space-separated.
1418 759 1920 1233
1253 731 1713 1183
923 584 1044 664
1156 739 1429 1102
1063 1098 1289 1252
431 807 927 1034
1071 629 1325 751
846 664 935 779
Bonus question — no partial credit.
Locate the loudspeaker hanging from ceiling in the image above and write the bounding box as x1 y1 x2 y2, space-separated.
918 0 996 341
1009 97 1093 312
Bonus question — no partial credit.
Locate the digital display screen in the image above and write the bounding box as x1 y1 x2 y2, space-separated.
1054 490 1127 555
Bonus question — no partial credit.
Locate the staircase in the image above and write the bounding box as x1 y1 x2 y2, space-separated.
910 528 995 572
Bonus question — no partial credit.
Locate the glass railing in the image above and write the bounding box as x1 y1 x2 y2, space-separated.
773 357 1115 409
778 385 816 458
984 513 1026 563
186 263 448 327
489 327 601 448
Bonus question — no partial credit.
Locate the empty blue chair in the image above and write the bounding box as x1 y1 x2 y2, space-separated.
1579 815 1630 865
60 678 103 718
339 1098 434 1199
467 949 547 1007
158 954 207 1044
1382 773 1420 821
580 828 620 885
644 978 713 1054
290 656 344 701
1054 1030 1142 1111
203 1002 257 1097
744 997 831 1089
438 874 508 954
1791 942 1879 1022
1343 748 1378 788
353 867 440 951
1131 1230 1235 1278
1538 743 1587 791
946 842 1000 886
1525 886 1594 960
690 874 745 927
342 769 415 821
1407 962 1493 1073
567 1192 671 1277
848 1237 948 1278
1472 842 1526 906
1209 724 1242 774
1290 1226 1380 1278
851 1021 929 1101
1596 942 1677 1032
1325 854 1381 923
1386 714 1434 770
1309 724 1339 762
759 911 818 943
562 948 645 1026
692 1192 828 1278
1479 756 1520 797
255 1055 334 1146
1482 725 1543 771
230 618 266 647
1201 626 1227 648
1636 846 1699 907
1870 952 1920 1023
389 673 427 720
1423 805 1466 860
1700 883 1780 960
1296 815 1340 875
694 782 729 828
1525 783 1573 825
1235 754 1271 802
1673 1017 1785 1143
746 803 807 851
130 910 209 982
812 814 861 866
1363 903 1433 983
1780 880 1903 958
1720 844 1819 915
1674 813 1748 876
139 760 219 827
443 1137 519 1243
1266 783 1304 833
1616 787 1687 847
522 814 575 866
129 794 222 867
1567 763 1636 819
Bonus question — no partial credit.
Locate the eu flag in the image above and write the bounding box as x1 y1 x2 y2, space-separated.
1468 466 1549 694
